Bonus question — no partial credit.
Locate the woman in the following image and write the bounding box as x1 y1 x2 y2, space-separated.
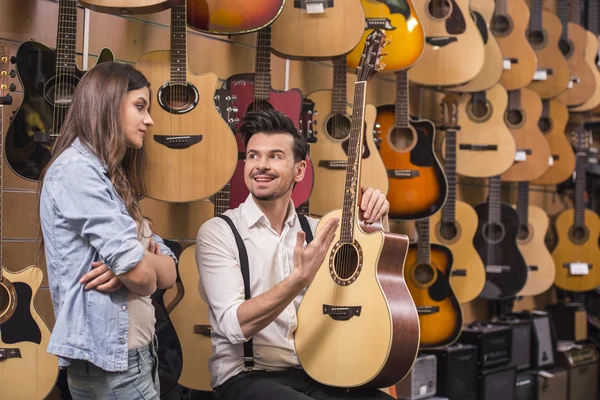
39 62 177 399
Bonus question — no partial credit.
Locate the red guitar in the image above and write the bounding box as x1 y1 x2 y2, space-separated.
224 27 313 209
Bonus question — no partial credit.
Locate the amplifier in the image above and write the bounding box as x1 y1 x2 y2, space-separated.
459 323 512 369
396 354 437 400
512 310 556 369
478 365 516 400
546 303 587 342
537 367 568 400
556 342 598 400
514 370 535 400
497 317 532 371
423 343 478 400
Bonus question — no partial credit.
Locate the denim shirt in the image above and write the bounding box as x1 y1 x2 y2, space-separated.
39 138 176 372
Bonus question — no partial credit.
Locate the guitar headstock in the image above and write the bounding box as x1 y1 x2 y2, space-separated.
356 29 387 82
0 43 14 107
214 88 239 128
440 98 459 131
572 124 592 152
299 98 317 144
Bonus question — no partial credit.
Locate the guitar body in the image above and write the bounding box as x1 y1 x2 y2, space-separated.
430 201 486 303
405 243 463 348
557 23 596 106
308 90 388 216
493 0 538 90
270 0 365 59
526 10 570 99
376 106 447 220
79 0 178 14
515 205 555 296
473 203 528 299
135 50 238 203
553 209 600 292
224 74 312 209
346 0 424 71
168 246 211 391
532 98 575 185
296 210 419 388
5 42 114 182
570 31 600 112
186 0 284 35
0 267 58 399
502 88 550 182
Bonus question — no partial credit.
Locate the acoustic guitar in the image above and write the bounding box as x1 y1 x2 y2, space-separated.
376 70 447 220
473 176 528 300
525 0 570 99
346 0 424 72
308 56 388 217
135 0 238 203
0 44 59 399
186 0 284 35
532 98 576 185
514 182 555 296
296 30 420 389
431 100 485 304
442 85 515 178
5 0 115 182
501 88 551 182
553 126 600 292
79 0 178 14
406 219 463 348
491 0 538 90
409 0 485 86
270 0 365 59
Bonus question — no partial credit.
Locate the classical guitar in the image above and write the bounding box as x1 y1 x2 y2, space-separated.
376 70 447 220
308 56 388 217
5 0 115 182
346 0 424 72
532 98 576 185
224 26 312 209
79 0 178 14
0 44 59 399
270 0 365 59
501 88 551 182
409 0 485 86
296 30 419 389
525 0 570 99
491 0 538 90
514 182 555 296
556 0 596 107
473 176 528 300
442 85 515 178
406 219 463 348
186 0 284 35
430 100 485 304
135 0 238 203
553 126 600 292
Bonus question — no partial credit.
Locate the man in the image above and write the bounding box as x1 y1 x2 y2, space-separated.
196 109 394 400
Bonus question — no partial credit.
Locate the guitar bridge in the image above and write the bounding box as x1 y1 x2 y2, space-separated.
425 37 458 47
153 135 203 149
294 0 333 9
387 169 420 179
365 18 395 30
417 306 440 315
459 144 498 151
33 131 52 143
451 269 467 277
319 160 347 170
0 348 21 361
485 265 511 273
193 324 212 337
323 305 361 321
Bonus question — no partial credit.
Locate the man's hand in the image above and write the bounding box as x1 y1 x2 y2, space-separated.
80 261 123 292
292 218 339 286
360 187 390 224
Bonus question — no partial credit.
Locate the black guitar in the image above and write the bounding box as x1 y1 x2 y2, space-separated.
5 0 114 182
473 176 528 299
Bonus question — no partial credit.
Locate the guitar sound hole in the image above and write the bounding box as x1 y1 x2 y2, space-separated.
333 244 360 280
440 222 458 240
506 109 524 127
527 30 546 47
389 127 415 151
518 224 531 241
559 39 573 58
467 99 492 122
538 117 552 134
44 74 79 108
569 225 588 244
491 15 511 36
428 0 452 19
158 82 199 115
0 283 9 318
483 222 505 244
414 264 435 285
325 114 351 140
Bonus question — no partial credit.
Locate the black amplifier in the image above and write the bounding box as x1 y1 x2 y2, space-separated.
459 323 512 369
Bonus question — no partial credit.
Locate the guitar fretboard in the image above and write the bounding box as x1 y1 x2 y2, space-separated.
516 181 530 228
528 0 543 33
557 0 570 41
416 219 431 266
254 27 272 101
488 175 502 224
571 0 582 25
332 56 347 115
212 182 230 217
441 124 457 224
395 70 409 129
589 0 599 35
574 128 587 228
170 1 187 84
56 0 78 75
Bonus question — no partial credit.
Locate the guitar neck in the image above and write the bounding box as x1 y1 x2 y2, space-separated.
395 70 409 128
507 89 522 112
570 0 582 25
557 0 570 41
212 183 231 217
574 133 587 229
254 27 272 101
416 219 431 265
494 0 508 17
488 176 502 224
589 0 599 36
170 0 187 84
57 0 78 75
528 0 543 32
441 126 457 224
332 56 347 115
516 181 530 227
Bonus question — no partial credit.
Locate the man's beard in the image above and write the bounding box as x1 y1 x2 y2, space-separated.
251 177 295 201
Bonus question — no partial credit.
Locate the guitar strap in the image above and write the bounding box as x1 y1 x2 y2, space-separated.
217 213 313 370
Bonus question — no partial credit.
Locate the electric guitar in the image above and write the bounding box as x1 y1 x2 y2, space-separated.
296 30 420 389
5 0 115 182
79 0 178 14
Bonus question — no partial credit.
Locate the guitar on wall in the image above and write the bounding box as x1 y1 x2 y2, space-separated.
135 0 238 203
224 26 312 209
346 0 424 72
552 126 600 292
78 0 178 14
376 70 447 220
430 100 485 304
307 56 388 217
296 30 420 389
0 43 59 399
5 0 115 182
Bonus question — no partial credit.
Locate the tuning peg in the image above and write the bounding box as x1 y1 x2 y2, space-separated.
313 120 317 125
384 38 392 46
230 95 237 101
9 83 16 92
10 56 16 64
214 94 221 101
377 63 386 71
231 106 238 113
10 70 16 78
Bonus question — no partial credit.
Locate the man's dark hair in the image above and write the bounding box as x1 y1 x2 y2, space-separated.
239 109 307 162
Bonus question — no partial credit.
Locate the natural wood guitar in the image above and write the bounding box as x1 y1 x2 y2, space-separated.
79 0 178 14
553 127 600 292
409 0 485 86
346 0 424 72
308 57 388 217
270 0 365 59
501 88 550 182
296 30 419 389
135 1 237 203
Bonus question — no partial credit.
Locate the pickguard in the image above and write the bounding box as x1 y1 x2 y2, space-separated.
1 282 42 345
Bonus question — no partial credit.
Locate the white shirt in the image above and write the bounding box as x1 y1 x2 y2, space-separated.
196 195 318 388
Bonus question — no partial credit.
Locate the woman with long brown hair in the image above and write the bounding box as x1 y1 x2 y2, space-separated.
39 62 177 399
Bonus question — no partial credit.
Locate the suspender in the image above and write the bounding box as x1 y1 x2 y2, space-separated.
217 213 313 369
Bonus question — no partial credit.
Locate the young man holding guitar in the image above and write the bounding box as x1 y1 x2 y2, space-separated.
196 109 393 400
